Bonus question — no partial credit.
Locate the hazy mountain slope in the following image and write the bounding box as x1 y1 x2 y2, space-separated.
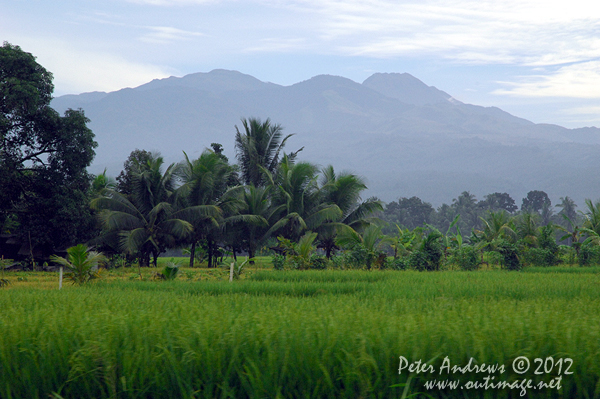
362 72 452 105
51 70 600 206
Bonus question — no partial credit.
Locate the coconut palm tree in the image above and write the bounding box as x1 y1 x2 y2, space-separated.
582 199 600 235
234 117 302 187
50 244 107 285
557 214 582 253
474 211 516 247
231 184 282 262
91 154 197 267
316 165 383 258
176 150 238 267
452 191 480 232
581 199 600 248
336 224 389 269
91 168 116 197
266 157 342 242
515 212 539 247
556 196 578 224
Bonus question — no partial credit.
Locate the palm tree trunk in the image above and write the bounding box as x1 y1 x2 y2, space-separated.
248 245 255 265
248 230 256 265
207 239 214 268
152 250 159 268
139 251 150 268
189 241 196 268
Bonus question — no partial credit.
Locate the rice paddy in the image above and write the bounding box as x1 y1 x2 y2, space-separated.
0 265 599 398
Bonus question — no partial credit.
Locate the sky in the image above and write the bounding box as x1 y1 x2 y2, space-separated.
3 0 600 128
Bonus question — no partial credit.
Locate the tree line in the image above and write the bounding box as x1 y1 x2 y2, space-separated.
2 41 600 271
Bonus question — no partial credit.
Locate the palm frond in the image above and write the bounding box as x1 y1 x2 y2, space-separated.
119 228 150 254
98 210 144 231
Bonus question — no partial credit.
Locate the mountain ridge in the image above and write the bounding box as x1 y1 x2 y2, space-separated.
51 69 600 206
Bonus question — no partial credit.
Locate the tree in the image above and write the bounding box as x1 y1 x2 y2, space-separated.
317 165 383 257
266 156 341 241
50 244 107 285
383 197 434 230
234 117 302 187
451 191 480 233
474 211 515 246
91 169 116 198
91 154 196 267
176 149 242 268
557 214 582 249
336 224 388 269
581 200 600 253
556 196 577 223
479 192 518 213
115 149 154 197
232 185 280 262
515 212 540 247
521 190 551 214
0 42 97 257
407 228 443 271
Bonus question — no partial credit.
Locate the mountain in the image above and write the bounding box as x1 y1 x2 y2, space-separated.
51 69 600 206
362 72 452 105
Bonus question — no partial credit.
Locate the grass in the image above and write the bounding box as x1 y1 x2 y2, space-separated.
0 266 599 398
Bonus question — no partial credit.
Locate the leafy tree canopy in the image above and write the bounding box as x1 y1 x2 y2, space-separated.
521 190 551 213
384 196 435 230
0 42 97 255
234 117 302 187
479 192 518 213
115 149 154 197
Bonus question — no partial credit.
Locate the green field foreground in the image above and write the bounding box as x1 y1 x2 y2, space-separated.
1 269 599 398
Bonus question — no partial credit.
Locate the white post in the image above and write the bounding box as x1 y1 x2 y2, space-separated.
229 262 234 282
59 267 63 290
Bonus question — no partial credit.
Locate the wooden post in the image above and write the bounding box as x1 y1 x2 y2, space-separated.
229 262 234 282
59 267 63 290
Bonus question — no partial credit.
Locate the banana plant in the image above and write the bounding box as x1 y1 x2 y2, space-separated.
389 225 417 259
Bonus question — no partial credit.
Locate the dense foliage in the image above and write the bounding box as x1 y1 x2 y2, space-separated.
2 44 600 272
0 42 97 256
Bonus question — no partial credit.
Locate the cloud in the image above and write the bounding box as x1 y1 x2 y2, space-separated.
139 26 205 44
124 0 219 5
280 0 600 66
564 106 600 115
11 37 174 95
493 61 600 98
244 38 309 53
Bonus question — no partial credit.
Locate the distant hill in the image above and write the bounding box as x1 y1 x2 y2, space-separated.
51 69 600 206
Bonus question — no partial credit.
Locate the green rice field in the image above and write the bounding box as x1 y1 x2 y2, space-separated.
1 267 599 398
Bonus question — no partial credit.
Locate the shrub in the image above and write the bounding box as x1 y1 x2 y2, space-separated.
578 244 600 266
496 241 521 271
485 251 504 267
407 250 430 271
106 254 134 269
272 254 285 271
409 230 444 271
329 254 348 269
346 246 370 269
387 257 407 271
521 247 560 267
309 254 328 270
162 261 181 280
450 246 480 271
